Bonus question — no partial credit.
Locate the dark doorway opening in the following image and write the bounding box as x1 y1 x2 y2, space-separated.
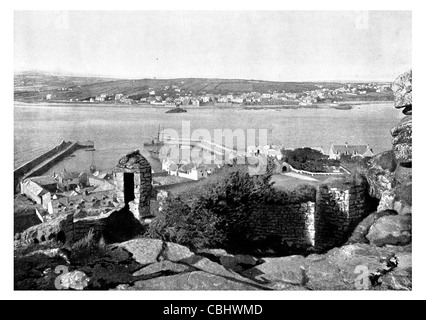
123 172 135 206
282 166 287 172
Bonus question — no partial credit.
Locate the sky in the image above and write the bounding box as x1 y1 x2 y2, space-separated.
14 11 412 81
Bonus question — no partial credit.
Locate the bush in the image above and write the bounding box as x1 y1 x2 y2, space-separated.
147 168 277 251
70 229 107 263
146 197 224 250
281 148 340 173
323 170 367 190
147 166 321 253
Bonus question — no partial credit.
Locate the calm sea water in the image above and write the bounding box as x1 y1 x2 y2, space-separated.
14 103 403 173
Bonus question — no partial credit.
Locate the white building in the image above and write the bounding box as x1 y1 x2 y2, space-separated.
329 143 374 160
177 164 208 180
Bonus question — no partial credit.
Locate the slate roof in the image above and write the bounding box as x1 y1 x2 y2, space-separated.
331 144 372 156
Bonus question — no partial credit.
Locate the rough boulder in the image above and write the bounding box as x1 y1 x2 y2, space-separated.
366 215 412 247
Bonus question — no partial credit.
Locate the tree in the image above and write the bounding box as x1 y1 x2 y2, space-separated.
281 147 340 173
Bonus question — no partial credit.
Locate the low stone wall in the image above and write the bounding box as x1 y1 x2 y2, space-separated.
248 202 316 248
17 205 144 245
314 185 368 251
246 184 369 252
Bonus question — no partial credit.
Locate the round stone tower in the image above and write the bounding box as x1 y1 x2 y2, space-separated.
113 150 152 221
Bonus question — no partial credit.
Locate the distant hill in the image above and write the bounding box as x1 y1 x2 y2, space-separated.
13 72 379 103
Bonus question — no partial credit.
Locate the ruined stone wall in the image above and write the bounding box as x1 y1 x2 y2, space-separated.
17 205 143 245
114 169 152 220
314 185 368 251
246 184 368 252
248 202 316 248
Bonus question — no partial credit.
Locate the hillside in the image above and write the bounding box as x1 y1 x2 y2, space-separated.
14 72 349 103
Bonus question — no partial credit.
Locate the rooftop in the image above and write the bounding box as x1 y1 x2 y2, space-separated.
331 144 372 155
27 176 58 186
116 150 151 171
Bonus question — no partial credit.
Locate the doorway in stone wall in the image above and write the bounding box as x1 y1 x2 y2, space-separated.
123 172 135 205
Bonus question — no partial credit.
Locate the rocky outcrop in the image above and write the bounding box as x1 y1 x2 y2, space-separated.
116 271 258 290
366 215 412 247
391 116 412 165
197 248 259 273
242 255 309 290
346 210 398 244
133 261 196 276
243 243 411 290
116 238 194 265
15 234 412 291
391 70 412 166
365 70 412 216
392 69 412 114
365 151 396 198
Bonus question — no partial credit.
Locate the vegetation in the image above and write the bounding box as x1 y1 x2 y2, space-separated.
70 229 107 263
281 147 340 173
322 170 367 190
147 166 316 253
339 154 374 171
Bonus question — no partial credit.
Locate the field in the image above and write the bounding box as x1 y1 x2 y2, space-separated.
14 72 347 103
271 173 346 191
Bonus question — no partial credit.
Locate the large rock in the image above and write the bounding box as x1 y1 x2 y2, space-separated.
219 254 259 273
392 69 412 112
242 255 309 289
116 238 194 265
197 248 259 272
242 243 411 290
366 215 412 247
377 190 396 212
391 116 412 165
364 151 396 198
133 260 196 276
117 271 259 290
347 210 398 244
178 255 264 288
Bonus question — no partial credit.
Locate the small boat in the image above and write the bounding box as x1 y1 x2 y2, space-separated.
144 125 165 160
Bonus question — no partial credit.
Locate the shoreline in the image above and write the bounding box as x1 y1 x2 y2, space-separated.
14 100 393 111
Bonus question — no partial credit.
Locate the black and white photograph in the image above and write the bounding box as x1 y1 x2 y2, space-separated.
6 3 421 300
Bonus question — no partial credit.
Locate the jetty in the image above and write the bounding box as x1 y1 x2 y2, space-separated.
165 138 245 159
14 140 94 192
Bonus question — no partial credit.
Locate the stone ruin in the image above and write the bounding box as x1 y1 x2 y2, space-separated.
113 150 152 221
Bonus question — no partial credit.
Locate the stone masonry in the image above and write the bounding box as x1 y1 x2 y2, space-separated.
114 150 152 221
314 185 368 251
247 184 369 252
